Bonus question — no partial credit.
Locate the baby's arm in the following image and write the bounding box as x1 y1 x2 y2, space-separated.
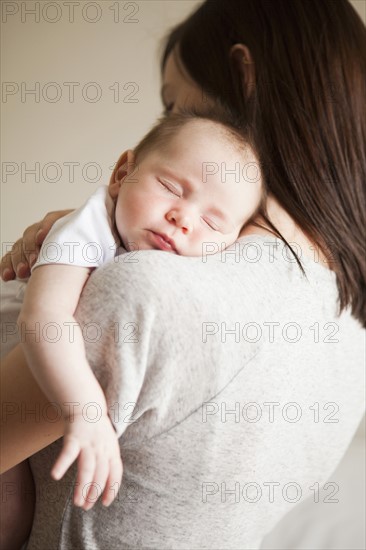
17 265 123 510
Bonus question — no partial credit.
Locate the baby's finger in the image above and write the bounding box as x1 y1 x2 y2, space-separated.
51 436 80 481
74 449 96 508
83 457 110 511
102 455 123 507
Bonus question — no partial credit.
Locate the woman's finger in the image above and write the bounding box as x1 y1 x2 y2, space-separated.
1 238 32 280
21 222 43 268
1 210 74 281
33 210 74 249
0 252 16 281
23 210 74 266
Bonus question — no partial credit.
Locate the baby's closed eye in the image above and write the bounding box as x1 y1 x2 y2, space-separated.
158 178 181 197
202 217 220 231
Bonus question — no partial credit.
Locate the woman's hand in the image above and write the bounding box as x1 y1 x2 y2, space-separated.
0 210 73 281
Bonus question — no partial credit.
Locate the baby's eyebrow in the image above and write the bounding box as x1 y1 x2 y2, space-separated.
208 206 229 224
160 167 191 189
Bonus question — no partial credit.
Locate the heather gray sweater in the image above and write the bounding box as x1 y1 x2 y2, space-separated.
3 235 364 549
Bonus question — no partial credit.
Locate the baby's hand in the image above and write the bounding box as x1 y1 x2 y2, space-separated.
51 413 123 511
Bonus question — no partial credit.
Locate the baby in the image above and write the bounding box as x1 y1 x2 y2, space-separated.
17 109 263 510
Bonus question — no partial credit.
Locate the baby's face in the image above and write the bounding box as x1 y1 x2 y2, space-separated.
111 121 262 256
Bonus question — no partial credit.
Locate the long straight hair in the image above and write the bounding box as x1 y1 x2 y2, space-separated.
161 0 366 327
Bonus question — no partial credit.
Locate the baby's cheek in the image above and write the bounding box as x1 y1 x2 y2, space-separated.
195 228 215 253
115 199 139 234
141 193 171 218
121 190 146 219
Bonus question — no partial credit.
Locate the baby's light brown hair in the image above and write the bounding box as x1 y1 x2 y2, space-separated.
133 106 257 164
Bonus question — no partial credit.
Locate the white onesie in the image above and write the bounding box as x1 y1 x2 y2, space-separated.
32 186 124 271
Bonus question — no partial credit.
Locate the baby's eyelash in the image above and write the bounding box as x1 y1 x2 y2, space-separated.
202 217 219 231
158 179 180 196
158 178 220 230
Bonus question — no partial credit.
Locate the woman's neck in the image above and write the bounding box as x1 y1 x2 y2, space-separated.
240 195 332 269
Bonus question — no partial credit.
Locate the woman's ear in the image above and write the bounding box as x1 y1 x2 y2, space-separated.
229 43 255 99
109 149 136 198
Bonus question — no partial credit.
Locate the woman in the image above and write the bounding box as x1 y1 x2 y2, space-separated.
1 0 365 548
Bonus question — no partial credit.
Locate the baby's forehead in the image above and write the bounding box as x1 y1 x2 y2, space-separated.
178 117 240 142
135 116 257 171
167 118 254 160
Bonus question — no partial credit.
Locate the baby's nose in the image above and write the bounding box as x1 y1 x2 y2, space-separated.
166 210 193 234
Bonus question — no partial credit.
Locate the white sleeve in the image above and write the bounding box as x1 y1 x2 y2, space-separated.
32 186 119 270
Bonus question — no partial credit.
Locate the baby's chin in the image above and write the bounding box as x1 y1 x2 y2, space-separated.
123 240 149 253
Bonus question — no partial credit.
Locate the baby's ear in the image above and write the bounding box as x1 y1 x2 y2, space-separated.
109 149 136 198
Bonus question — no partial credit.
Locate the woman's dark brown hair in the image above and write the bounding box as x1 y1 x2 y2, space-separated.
161 0 366 327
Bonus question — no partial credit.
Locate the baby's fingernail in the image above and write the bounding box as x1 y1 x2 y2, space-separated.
29 253 37 267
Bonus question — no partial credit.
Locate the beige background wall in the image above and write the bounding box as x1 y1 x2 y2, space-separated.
1 2 365 549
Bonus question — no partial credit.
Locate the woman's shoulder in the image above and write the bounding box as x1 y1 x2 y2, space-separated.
120 234 337 289
87 234 338 324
